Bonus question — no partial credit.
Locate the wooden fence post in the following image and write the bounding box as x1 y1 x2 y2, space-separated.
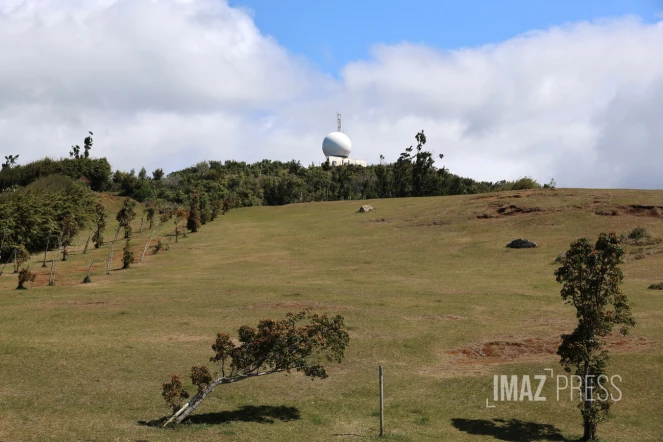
379 366 384 437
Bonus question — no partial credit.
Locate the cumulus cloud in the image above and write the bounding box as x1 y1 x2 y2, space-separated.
1 0 662 188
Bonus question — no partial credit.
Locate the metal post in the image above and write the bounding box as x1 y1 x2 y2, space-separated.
379 366 384 437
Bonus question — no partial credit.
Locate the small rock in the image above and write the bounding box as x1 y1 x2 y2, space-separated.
506 239 537 249
358 205 373 213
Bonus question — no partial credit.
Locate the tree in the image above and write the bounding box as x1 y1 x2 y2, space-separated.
69 145 80 159
122 239 134 269
83 131 93 159
187 193 202 233
92 202 107 248
555 232 635 441
17 267 36 290
162 309 350 425
116 198 137 239
14 245 30 272
393 145 413 198
221 197 233 215
59 215 78 261
152 168 164 181
2 154 19 169
211 199 222 221
411 130 437 197
145 205 157 230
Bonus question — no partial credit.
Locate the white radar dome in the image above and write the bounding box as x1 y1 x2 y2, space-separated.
322 132 352 158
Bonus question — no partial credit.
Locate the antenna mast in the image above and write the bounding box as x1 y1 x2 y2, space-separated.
337 113 342 132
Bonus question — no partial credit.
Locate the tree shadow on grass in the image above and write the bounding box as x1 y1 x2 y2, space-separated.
451 418 573 441
189 405 301 424
138 405 301 427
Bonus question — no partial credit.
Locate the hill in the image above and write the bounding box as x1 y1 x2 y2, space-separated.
0 189 662 441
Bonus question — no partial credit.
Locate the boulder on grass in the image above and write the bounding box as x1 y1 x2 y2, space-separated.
506 239 537 249
359 205 373 213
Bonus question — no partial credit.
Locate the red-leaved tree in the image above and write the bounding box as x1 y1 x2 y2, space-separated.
162 309 350 425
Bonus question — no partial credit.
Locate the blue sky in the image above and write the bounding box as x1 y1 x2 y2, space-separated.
230 0 662 75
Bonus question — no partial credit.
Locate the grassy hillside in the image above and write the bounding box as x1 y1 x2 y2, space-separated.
1 189 662 441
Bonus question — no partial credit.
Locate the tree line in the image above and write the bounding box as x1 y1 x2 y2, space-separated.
111 130 546 210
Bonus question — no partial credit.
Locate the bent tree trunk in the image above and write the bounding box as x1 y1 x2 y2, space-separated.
164 370 283 426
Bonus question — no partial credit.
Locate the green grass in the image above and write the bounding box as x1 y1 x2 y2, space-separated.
1 189 663 441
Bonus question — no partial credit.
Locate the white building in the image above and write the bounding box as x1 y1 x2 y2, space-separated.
322 114 366 167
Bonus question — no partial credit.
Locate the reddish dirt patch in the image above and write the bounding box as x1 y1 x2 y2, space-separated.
448 335 649 365
595 205 663 217
497 205 543 215
595 210 619 216
621 205 663 217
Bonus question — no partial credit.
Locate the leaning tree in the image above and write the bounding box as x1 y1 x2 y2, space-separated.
161 309 350 426
555 232 635 441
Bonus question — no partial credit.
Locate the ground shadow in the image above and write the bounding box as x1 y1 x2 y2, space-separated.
138 405 301 427
451 418 572 441
189 405 301 424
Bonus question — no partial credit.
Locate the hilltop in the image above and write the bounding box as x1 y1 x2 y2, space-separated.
0 188 662 441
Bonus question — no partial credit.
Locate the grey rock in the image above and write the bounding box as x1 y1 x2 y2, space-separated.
506 239 537 249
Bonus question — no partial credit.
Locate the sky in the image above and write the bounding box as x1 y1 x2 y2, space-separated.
1 0 663 188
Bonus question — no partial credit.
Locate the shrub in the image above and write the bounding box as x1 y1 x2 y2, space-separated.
161 375 190 414
621 227 662 246
648 283 663 290
17 268 36 290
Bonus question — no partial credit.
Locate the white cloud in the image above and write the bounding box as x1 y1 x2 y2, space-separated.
1 1 662 188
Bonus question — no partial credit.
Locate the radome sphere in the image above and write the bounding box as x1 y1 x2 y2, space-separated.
322 132 352 158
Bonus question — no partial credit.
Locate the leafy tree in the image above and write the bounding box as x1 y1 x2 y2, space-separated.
59 215 78 261
211 199 222 221
92 203 107 248
14 245 30 272
555 232 635 441
187 193 202 233
162 310 350 425
2 154 19 169
152 168 164 181
138 167 148 181
83 131 93 159
145 205 157 230
122 239 134 269
222 197 233 215
116 198 137 239
161 375 189 415
69 144 80 159
393 144 414 198
199 192 210 225
17 267 36 290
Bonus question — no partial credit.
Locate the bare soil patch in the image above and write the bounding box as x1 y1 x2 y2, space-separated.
448 335 649 365
477 204 543 219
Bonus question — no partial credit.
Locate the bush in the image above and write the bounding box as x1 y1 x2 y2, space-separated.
161 374 190 414
621 227 662 246
17 268 36 289
647 283 663 290
628 226 648 240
